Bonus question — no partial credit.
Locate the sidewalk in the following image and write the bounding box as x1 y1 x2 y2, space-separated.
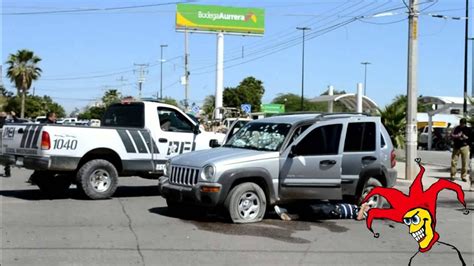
394 161 474 192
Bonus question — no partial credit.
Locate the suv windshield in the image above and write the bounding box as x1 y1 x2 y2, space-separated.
224 122 292 151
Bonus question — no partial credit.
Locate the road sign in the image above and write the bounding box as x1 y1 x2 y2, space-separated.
261 104 285 114
241 104 251 114
192 105 200 114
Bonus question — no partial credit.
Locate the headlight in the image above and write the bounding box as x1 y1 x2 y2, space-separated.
201 164 216 181
164 160 171 176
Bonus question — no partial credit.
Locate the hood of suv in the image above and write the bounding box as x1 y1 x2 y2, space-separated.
170 147 279 168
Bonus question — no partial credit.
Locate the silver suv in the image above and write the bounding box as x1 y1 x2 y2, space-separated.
159 113 397 223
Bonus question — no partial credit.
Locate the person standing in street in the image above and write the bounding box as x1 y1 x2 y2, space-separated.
450 118 471 182
0 112 11 177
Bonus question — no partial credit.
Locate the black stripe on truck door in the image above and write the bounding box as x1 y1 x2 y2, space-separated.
139 130 159 154
30 125 43 148
117 129 137 153
20 125 32 148
129 130 148 154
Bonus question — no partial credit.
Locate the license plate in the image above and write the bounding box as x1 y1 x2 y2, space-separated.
156 164 166 171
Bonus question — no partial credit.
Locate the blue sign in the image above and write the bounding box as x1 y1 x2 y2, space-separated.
241 104 251 114
191 105 200 114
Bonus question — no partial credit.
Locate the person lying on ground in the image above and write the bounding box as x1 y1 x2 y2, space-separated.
273 201 373 221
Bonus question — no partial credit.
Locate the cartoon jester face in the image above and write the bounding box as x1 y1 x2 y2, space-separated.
403 208 435 249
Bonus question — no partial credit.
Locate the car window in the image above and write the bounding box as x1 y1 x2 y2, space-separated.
102 103 144 128
224 122 291 151
295 124 342 156
381 133 386 148
344 122 376 152
157 107 194 132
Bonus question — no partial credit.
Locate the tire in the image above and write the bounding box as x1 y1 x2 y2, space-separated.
359 178 384 208
31 171 72 198
76 159 118 200
225 182 267 224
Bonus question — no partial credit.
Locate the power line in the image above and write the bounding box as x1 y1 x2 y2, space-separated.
3 2 184 16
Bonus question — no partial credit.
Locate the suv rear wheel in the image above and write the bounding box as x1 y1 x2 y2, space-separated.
360 178 384 208
225 182 267 224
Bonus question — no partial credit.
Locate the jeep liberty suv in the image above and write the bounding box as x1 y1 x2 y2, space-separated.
159 113 397 223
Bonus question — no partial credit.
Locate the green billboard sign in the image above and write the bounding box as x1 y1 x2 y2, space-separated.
261 104 285 114
176 4 265 35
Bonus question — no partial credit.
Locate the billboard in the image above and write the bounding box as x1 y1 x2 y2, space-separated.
176 4 265 35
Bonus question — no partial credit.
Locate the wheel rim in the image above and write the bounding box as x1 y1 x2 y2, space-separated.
362 185 381 207
237 191 260 220
89 169 111 192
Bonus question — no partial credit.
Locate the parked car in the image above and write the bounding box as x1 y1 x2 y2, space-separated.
159 113 397 223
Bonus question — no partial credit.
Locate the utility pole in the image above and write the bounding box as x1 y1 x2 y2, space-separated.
406 0 419 180
463 0 469 115
296 27 311 111
134 63 149 99
116 76 128 92
470 38 474 98
361 62 371 96
160 44 168 100
184 29 190 111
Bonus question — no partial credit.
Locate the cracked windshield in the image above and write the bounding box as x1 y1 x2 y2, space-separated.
225 123 291 151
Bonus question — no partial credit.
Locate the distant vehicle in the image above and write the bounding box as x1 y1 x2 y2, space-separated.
418 126 451 150
222 117 252 129
34 116 47 124
89 119 101 127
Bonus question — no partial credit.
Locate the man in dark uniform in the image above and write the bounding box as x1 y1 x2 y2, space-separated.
0 112 11 177
450 118 471 182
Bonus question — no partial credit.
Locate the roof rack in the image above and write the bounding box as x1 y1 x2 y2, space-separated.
314 112 372 121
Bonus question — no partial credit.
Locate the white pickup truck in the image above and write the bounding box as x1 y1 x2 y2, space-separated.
0 100 225 199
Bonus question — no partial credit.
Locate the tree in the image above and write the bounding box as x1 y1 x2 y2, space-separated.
379 95 407 148
102 89 121 107
78 106 105 120
6 49 42 118
162 97 178 107
271 92 350 113
223 76 265 112
202 95 215 118
4 95 65 118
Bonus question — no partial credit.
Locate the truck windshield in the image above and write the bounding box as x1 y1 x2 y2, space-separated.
102 103 144 128
224 122 292 151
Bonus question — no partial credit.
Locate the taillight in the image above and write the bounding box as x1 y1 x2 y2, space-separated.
41 131 50 150
390 149 396 168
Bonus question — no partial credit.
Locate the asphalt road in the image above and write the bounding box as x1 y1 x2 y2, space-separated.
1 167 473 266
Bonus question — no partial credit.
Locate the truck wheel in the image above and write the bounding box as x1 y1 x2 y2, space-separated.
31 171 72 198
77 159 118 200
225 182 266 224
359 178 384 208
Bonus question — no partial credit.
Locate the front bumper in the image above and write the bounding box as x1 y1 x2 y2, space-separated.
158 176 223 207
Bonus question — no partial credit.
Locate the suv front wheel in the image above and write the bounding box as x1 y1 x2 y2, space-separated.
360 178 384 208
225 182 267 224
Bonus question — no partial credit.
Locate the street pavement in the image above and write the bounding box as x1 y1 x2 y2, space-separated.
1 163 473 266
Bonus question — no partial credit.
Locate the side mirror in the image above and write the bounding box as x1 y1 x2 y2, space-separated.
193 125 201 135
209 139 221 148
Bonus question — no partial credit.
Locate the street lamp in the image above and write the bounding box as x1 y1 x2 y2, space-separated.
160 44 168 99
296 27 311 111
361 62 371 96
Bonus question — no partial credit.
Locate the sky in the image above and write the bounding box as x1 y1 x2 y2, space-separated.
1 0 472 114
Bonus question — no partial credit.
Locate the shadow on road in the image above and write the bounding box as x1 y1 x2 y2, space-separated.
0 185 160 201
149 206 350 244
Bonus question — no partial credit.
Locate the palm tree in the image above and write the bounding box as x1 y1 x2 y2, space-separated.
6 49 42 118
379 95 407 148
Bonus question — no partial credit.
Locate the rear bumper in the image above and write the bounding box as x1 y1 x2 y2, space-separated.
386 168 397 187
0 154 79 171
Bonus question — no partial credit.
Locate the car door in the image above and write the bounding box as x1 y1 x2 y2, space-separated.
154 107 196 162
340 118 380 193
279 121 344 200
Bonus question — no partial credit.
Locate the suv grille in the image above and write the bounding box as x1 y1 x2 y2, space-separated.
170 166 199 186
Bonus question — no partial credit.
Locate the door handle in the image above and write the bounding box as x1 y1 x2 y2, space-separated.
158 138 168 143
362 156 377 162
320 160 336 166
